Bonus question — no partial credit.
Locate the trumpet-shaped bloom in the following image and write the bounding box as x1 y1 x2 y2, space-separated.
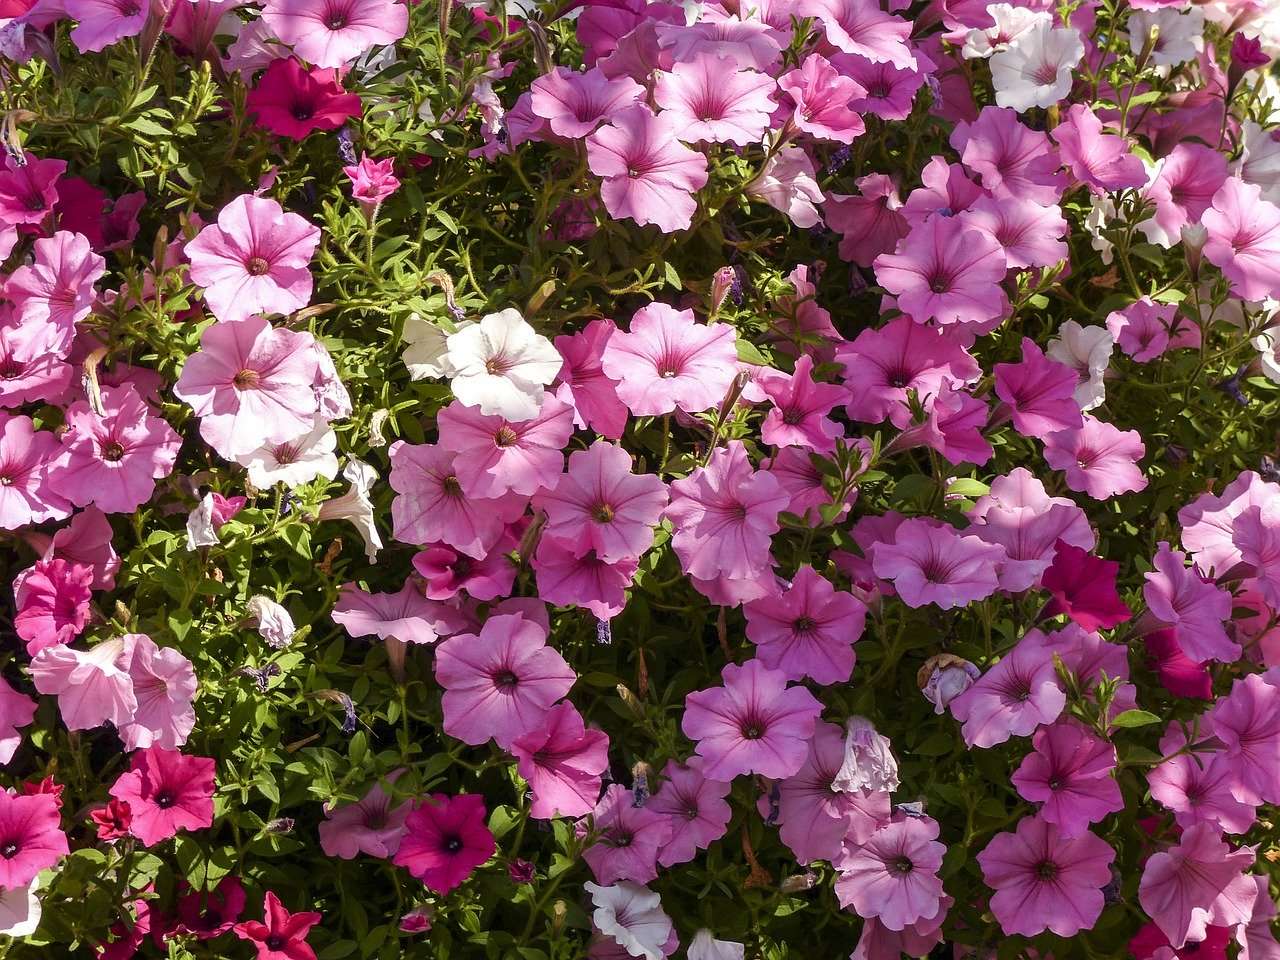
1148 750 1257 835
261 0 407 68
873 214 1007 326
834 817 946 931
994 338 1084 440
0 155 64 225
1106 298 1184 363
5 231 105 361
29 637 136 732
512 702 610 820
108 747 216 846
1202 178 1280 302
990 23 1084 112
586 881 674 960
233 891 321 960
14 558 93 655
553 320 629 439
530 67 643 139
1041 540 1131 631
437 395 574 498
117 633 198 752
441 308 563 422
1052 104 1147 195
1011 721 1123 837
532 537 638 619
797 0 915 69
653 56 777 146
759 354 847 453
1209 673 1280 806
393 794 494 894
777 54 864 144
0 793 67 890
580 785 672 885
0 676 35 764
66 0 147 52
951 106 1065 204
1144 542 1238 663
647 759 731 867
331 580 469 645
246 57 362 140
744 566 865 684
319 773 410 860
1138 822 1257 948
1043 415 1147 500
1141 144 1228 247
824 174 911 267
961 196 1068 269
235 416 338 489
1179 471 1280 577
950 631 1066 748
870 519 1005 610
746 146 825 228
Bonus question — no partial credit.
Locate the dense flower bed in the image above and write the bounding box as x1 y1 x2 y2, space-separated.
0 0 1279 957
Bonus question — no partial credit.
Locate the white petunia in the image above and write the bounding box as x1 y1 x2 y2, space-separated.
688 930 744 960
442 308 562 421
402 313 468 380
746 146 824 229
185 493 219 551
962 3 1049 59
1237 121 1280 206
990 22 1084 112
247 596 296 649
317 459 384 562
236 417 339 489
1127 8 1204 68
586 882 674 960
1084 194 1117 265
0 878 41 937
1047 320 1114 412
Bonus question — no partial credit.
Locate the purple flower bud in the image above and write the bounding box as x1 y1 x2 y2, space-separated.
336 126 358 166
508 859 536 884
919 654 980 714
832 716 899 794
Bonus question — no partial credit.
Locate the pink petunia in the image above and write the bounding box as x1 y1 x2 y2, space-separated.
993 337 1084 440
579 784 672 885
823 173 910 267
746 145 825 228
246 57 363 140
837 55 924 122
0 673 35 765
950 106 1065 204
1051 104 1147 194
835 816 946 931
777 54 865 144
530 67 644 139
888 381 991 466
585 105 709 232
665 441 789 581
553 320 629 439
413 542 516 602
1208 673 1280 806
65 0 147 52
1148 746 1257 836
1233 503 1280 610
1043 415 1147 499
1202 177 1280 302
950 630 1066 748
0 319 73 408
319 772 410 860
5 231 105 362
744 566 865 684
600 303 738 416
28 637 136 732
1144 628 1212 700
184 193 320 324
1011 721 1123 837
533 440 668 563
394 793 495 894
1105 298 1186 363
977 815 1115 937
960 195 1068 269
233 891 321 959
1140 143 1228 247
1138 822 1257 948
331 580 469 644
434 613 576 749
759 354 847 454
0 414 70 529
343 153 401 211
116 633 197 752
108 747 216 846
38 507 120 592
869 518 1005 610
1179 471 1279 577
900 157 984 228
0 155 64 225
14 558 93 655
653 55 777 146
1144 542 1238 663
0 792 68 890
873 214 1007 326
532 536 639 619
797 0 916 69
648 759 731 868
261 0 408 69
681 659 822 781
174 315 323 459
512 701 610 820
437 395 573 499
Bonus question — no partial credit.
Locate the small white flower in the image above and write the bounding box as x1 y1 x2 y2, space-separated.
1084 194 1117 265
1237 120 1280 206
990 22 1084 112
0 878 41 937
247 596 296 649
402 313 468 380
442 308 562 421
586 882 673 960
1254 326 1280 384
1127 8 1203 68
1047 320 1114 412
318 459 384 561
236 417 339 490
689 930 744 960
185 493 219 551
962 3 1049 59
312 341 352 421
832 715 899 794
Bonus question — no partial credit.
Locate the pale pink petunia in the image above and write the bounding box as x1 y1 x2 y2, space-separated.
849 897 950 960
1179 471 1280 577
1106 298 1184 363
1233 503 1280 610
665 441 789 581
511 701 610 820
0 319 73 408
66 0 146 52
586 105 709 233
654 16 784 71
759 354 847 454
1209 672 1280 806
960 196 1068 269
873 214 1007 326
796 0 916 69
261 0 407 69
319 771 410 860
1202 177 1280 302
1140 143 1228 248
681 659 822 781
746 146 825 228
648 759 732 867
977 815 1115 937
533 440 668 563
1051 104 1147 194
4 231 105 361
387 441 528 558
0 675 36 764
436 395 574 499
579 784 672 885
28 637 137 732
993 337 1084 440
744 566 865 684
835 816 946 931
184 194 320 323
950 106 1065 204
0 413 71 529
1148 748 1257 836
117 633 198 752
653 55 777 146
601 303 738 417
530 67 644 139
776 53 865 144
1138 822 1257 948
1043 415 1147 499
47 384 181 514
173 315 322 459
1010 721 1123 837
950 630 1066 748
433 613 576 749
553 320 629 439
13 559 93 655
870 518 1005 610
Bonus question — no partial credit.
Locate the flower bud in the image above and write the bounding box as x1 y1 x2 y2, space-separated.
832 715 899 794
918 654 980 714
1180 223 1208 281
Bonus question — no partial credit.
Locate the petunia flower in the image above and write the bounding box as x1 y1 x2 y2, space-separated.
993 337 1084 440
107 747 216 846
233 891 323 960
0 675 35 765
796 0 916 69
647 759 731 867
1148 744 1257 836
776 54 865 144
950 105 1065 204
1051 104 1147 195
746 146 825 228
0 792 68 890
653 55 777 146
989 22 1084 112
511 701 610 820
744 566 865 684
834 816 947 931
436 395 574 498
13 558 93 655
870 518 1005 610
5 231 105 362
585 881 674 960
530 66 643 139
824 173 910 267
961 196 1068 270
29 636 137 732
234 416 338 490
840 55 925 121
319 772 410 860
261 0 407 69
1202 177 1280 302
174 875 247 941
394 793 495 894
949 630 1066 748
342 153 401 212
1043 415 1147 500
759 354 847 454
1140 143 1228 248
579 784 672 885
1144 628 1212 700
1179 470 1279 577
553 319 629 439
116 633 198 752
1144 542 1238 663
1208 673 1280 806
246 57 363 139
1040 540 1131 631
0 154 64 225
532 537 639 619
1011 721 1123 837
873 214 1007 326
961 3 1050 59
65 0 146 52
441 308 563 422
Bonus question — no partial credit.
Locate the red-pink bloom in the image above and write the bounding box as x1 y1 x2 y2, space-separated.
1043 414 1147 499
681 659 822 780
960 195 1068 269
1051 104 1147 194
437 395 574 498
1041 540 1131 631
777 54 865 144
994 337 1083 440
246 57 363 140
39 506 121 591
1209 672 1280 806
174 875 247 941
665 441 789 581
744 566 865 684
1132 922 1233 960
1144 628 1212 700
835 816 946 931
873 214 1007 326
950 630 1066 748
530 66 643 139
0 675 35 764
553 319 628 439
14 558 93 655
747 145 825 228
65 0 146 52
91 798 132 842
434 612 576 749
233 891 323 960
1011 721 1123 837
648 759 731 867
950 106 1065 204
579 784 672 884
654 55 777 146
824 173 910 267
388 441 528 558
1144 542 1238 663
394 793 495 894
54 179 144 253
512 701 610 820
0 154 64 225
0 792 67 889
797 0 915 69
261 0 407 68
601 303 738 416
586 105 709 232
759 354 846 453
5 231 105 361
1138 822 1257 948
319 772 410 859
108 747 216 846
533 440 668 563
173 316 323 459
343 153 401 210
1140 143 1228 247
331 579 468 644
47 384 181 514
1202 177 1280 302
977 815 1115 937
870 518 1004 610
185 193 320 323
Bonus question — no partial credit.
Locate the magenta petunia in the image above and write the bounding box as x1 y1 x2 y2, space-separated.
835 816 947 932
108 747 216 846
437 395 574 499
744 566 865 684
681 659 822 781
246 57 363 140
261 0 407 69
950 630 1066 748
1208 672 1280 806
1106 297 1185 363
512 701 610 820
579 784 672 885
838 54 924 121
1011 721 1123 837
1148 746 1257 836
14 558 93 655
653 55 777 146
342 153 400 211
394 793 495 894
824 174 910 268
0 154 64 225
1040 540 1132 631
434 613 576 749
759 354 847 454
648 759 732 868
870 518 1005 610
993 337 1084 440
0 792 68 890
233 891 322 960
873 214 1007 326
553 319 629 439
0 413 70 529
1043 415 1147 500
532 536 639 619
1144 628 1212 700
413 541 516 602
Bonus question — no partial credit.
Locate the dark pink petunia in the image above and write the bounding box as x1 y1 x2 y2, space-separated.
393 793 495 894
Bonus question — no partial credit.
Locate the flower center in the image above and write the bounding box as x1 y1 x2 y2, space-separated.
792 616 815 634
444 835 463 853
0 841 18 859
246 256 271 276
233 368 261 389
23 191 44 212
1035 860 1059 881
266 935 286 949
494 426 519 447
442 476 463 497
326 12 347 29
101 440 126 462
892 856 914 875
591 503 614 523
155 792 175 809
292 103 314 121
495 670 519 689
0 356 25 379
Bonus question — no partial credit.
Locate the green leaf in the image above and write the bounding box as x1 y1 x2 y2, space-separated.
1111 709 1162 728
